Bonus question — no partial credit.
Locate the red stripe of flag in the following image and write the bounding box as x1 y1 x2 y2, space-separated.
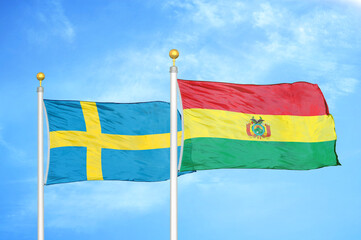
178 79 329 116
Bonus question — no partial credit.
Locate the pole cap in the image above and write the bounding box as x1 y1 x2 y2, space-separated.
36 72 45 86
169 49 179 60
169 49 179 66
37 72 45 81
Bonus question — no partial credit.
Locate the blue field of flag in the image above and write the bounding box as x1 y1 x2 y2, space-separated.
44 100 183 185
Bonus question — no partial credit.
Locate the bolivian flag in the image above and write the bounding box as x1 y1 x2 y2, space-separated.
178 79 339 172
44 100 182 185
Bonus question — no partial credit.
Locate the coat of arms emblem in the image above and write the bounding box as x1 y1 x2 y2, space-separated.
246 117 271 139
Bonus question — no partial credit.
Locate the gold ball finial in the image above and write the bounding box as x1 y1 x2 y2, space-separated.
169 49 179 59
37 72 45 81
37 72 45 86
169 49 179 66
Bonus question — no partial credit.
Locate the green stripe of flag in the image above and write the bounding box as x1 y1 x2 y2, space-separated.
180 138 339 171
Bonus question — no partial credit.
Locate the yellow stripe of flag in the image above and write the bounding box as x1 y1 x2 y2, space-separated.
183 109 336 143
80 102 103 180
50 131 183 150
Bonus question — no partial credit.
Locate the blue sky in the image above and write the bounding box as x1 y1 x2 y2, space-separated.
1 0 361 239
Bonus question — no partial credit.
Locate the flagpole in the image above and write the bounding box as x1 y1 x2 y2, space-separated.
37 72 45 240
169 49 179 240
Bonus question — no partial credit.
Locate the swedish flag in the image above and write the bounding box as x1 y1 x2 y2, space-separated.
44 100 182 185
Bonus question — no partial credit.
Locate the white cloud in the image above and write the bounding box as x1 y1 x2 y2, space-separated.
0 127 26 161
54 0 358 108
41 1 360 111
44 181 169 229
2 181 165 231
106 1 360 107
253 3 283 28
178 170 295 221
29 0 75 43
90 48 173 103
249 3 361 106
338 78 359 93
320 77 359 108
165 0 246 28
42 174 203 229
333 0 361 7
4 174 197 231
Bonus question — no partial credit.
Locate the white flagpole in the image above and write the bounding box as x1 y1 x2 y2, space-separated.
169 49 179 240
37 72 45 240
